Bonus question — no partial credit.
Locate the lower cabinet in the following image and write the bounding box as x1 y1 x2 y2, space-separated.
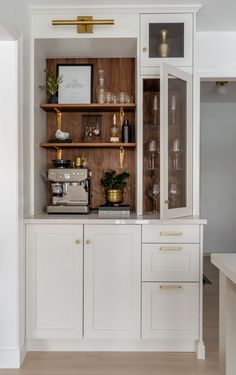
142 282 199 340
84 224 141 339
26 224 83 339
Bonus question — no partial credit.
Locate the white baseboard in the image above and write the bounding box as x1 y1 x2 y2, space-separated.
20 341 27 366
0 348 21 369
27 338 196 352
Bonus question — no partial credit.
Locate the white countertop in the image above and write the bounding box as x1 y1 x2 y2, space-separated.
24 212 207 225
211 253 236 284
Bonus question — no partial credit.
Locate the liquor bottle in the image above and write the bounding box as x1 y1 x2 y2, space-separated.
122 119 131 143
110 114 120 142
159 29 169 58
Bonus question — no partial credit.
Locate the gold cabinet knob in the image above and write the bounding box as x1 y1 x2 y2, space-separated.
75 239 81 245
142 47 147 52
86 240 91 245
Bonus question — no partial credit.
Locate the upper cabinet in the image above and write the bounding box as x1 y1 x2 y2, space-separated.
140 14 193 67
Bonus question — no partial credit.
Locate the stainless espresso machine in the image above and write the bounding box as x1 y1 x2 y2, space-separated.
47 168 90 213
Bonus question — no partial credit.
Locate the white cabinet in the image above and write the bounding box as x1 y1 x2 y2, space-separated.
141 223 201 346
26 224 83 339
140 13 193 67
84 224 141 339
142 282 199 339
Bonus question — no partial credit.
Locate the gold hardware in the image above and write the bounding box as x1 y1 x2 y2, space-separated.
120 147 125 168
160 231 182 236
86 240 91 245
160 247 182 251
75 240 81 245
54 108 62 130
56 148 62 160
142 47 147 52
165 199 169 205
160 285 183 291
52 16 114 34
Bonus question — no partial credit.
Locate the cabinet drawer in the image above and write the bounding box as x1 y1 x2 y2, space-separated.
142 243 199 282
142 282 199 340
142 225 199 243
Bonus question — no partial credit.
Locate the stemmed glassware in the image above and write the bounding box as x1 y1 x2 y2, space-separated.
169 183 177 208
172 138 182 170
148 139 159 170
148 183 160 214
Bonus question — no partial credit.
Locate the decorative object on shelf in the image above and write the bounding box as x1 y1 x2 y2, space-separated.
170 94 176 125
110 114 120 143
152 94 159 126
216 81 228 96
100 169 130 205
172 138 182 170
169 183 177 208
52 16 114 34
148 183 160 214
122 119 131 143
75 156 87 168
96 69 106 103
57 64 93 104
83 114 102 142
148 139 159 170
159 29 169 58
39 68 63 104
54 108 70 141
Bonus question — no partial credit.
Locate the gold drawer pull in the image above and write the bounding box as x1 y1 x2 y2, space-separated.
160 231 182 236
160 285 183 291
86 240 91 245
75 239 81 245
160 247 182 251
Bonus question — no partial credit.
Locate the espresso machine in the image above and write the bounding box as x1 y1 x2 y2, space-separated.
47 168 91 213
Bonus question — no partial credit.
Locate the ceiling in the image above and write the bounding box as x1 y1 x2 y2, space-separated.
26 0 236 31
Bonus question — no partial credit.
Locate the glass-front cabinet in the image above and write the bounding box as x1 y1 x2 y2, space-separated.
140 14 193 67
142 63 192 219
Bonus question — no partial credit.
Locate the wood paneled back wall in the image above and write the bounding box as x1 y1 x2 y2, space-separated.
45 58 136 210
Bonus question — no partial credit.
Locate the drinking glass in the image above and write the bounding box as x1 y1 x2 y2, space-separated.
148 139 159 169
170 183 177 208
148 183 160 214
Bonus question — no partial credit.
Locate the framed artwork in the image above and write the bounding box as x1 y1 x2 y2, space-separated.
57 64 93 104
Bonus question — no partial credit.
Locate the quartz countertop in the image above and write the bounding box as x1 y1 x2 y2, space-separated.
24 212 207 225
211 253 236 284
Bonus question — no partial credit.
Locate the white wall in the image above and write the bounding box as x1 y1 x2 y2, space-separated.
0 0 30 368
200 82 236 253
0 41 20 367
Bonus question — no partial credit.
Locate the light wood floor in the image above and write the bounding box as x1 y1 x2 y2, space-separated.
1 257 220 375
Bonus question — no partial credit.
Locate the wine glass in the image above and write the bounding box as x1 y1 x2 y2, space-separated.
148 140 159 170
172 139 182 170
169 183 177 208
148 183 160 214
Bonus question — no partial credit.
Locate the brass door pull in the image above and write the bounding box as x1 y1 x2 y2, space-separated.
160 247 182 251
160 285 183 291
160 231 182 236
85 240 91 245
142 47 147 52
75 239 81 245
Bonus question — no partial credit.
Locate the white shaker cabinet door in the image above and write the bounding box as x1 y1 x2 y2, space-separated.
142 282 199 340
84 225 141 339
26 224 83 339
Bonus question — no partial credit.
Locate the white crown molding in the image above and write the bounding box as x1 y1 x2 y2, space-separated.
29 4 202 15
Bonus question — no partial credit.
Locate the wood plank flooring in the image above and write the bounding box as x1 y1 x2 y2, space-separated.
1 256 220 375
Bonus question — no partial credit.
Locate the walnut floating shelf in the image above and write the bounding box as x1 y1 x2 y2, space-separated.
40 103 136 112
40 142 136 149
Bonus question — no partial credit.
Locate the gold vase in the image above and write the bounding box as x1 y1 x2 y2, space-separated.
159 29 169 58
106 189 123 204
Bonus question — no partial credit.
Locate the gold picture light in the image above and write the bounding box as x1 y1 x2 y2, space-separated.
52 16 114 33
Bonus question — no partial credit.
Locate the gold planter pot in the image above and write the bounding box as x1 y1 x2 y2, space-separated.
106 189 123 204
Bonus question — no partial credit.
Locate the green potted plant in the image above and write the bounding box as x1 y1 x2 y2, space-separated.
100 169 130 205
39 68 63 104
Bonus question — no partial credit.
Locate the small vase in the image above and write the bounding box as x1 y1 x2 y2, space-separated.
106 189 123 205
159 29 169 58
48 94 58 104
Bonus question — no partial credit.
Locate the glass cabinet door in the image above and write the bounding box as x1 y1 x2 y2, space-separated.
142 64 192 219
142 78 160 216
141 14 193 67
160 63 192 219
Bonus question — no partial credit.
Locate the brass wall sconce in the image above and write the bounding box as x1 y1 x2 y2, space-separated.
52 16 114 33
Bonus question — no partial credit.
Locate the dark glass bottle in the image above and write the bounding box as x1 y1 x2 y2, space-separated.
122 120 131 143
